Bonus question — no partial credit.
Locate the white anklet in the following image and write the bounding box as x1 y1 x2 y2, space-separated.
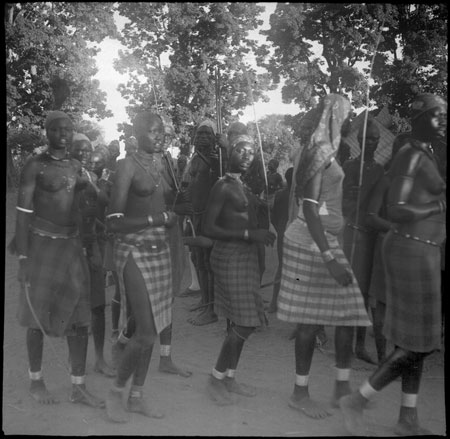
28 369 43 381
335 367 350 381
401 392 418 408
160 345 171 357
212 368 226 380
359 380 378 399
71 375 85 385
226 369 236 378
295 374 309 386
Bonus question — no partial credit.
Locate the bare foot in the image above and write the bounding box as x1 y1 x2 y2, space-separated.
331 381 352 408
289 394 332 419
29 379 59 404
158 356 192 377
70 384 105 408
206 375 234 406
224 377 256 397
106 389 130 423
339 393 370 436
188 310 218 326
394 421 433 436
94 359 116 377
355 349 377 365
128 395 164 419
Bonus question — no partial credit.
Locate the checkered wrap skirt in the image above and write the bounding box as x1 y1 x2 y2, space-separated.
17 226 91 337
114 226 172 335
210 240 266 327
277 222 371 327
382 230 442 352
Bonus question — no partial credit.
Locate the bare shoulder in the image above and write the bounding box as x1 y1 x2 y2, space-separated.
210 177 234 198
390 143 423 177
115 155 136 175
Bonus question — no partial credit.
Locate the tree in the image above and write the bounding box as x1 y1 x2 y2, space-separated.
5 2 118 187
114 2 275 145
247 114 299 173
260 3 447 133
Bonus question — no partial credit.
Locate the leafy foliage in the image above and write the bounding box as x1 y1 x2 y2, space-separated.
114 2 275 146
5 2 118 187
259 3 447 133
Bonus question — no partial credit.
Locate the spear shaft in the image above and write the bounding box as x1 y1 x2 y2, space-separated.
215 67 223 177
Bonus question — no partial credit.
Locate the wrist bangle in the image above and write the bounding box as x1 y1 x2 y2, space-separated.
244 229 249 241
162 211 169 225
18 255 28 260
147 215 153 226
321 250 335 263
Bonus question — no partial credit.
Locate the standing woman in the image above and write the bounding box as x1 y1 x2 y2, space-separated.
340 93 447 436
105 112 177 423
277 94 371 419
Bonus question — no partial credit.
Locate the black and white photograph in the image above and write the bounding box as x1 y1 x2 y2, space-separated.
4 2 446 436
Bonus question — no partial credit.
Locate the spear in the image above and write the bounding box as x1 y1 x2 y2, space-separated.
349 17 386 267
215 66 223 177
244 66 271 226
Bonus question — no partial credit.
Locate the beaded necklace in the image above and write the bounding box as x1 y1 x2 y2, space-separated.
132 152 162 188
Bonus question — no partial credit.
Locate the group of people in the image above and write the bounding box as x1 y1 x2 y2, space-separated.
12 90 446 435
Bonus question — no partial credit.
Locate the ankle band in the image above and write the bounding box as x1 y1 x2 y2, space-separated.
71 375 85 385
129 384 143 398
28 369 43 381
118 331 130 344
212 368 226 380
335 367 350 381
401 392 418 408
295 374 309 387
359 380 377 400
226 369 236 378
160 345 171 357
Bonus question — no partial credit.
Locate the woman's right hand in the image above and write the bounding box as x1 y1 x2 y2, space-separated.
325 259 353 287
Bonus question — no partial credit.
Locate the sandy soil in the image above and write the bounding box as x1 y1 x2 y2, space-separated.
3 189 446 436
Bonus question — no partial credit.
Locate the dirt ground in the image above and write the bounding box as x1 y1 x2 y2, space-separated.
3 189 446 436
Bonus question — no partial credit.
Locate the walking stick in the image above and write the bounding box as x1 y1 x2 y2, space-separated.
215 67 223 178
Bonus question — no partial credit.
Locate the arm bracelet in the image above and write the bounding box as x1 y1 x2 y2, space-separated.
303 198 319 205
106 212 124 220
321 250 335 263
16 206 34 213
162 211 169 225
147 215 154 226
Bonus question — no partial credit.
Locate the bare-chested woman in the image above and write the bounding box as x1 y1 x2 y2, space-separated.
340 93 447 436
105 112 178 423
14 111 103 408
203 134 276 405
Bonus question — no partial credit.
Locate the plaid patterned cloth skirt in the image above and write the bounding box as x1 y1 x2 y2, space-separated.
383 230 442 352
368 232 387 307
114 226 172 335
167 222 186 295
277 221 371 327
210 240 266 327
17 221 91 337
